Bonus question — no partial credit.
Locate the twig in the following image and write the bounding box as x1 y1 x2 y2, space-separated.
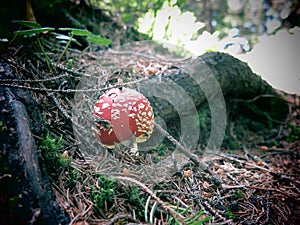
243 146 269 168
103 213 139 225
246 185 289 196
154 122 206 169
202 200 231 223
113 176 187 225
68 200 93 225
0 76 150 93
232 94 277 103
154 122 226 187
48 93 72 120
219 153 271 173
0 73 70 83
220 153 300 185
52 62 89 77
107 49 191 63
221 184 246 190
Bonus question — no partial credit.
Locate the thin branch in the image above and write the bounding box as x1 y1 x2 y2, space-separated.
113 176 187 225
103 213 140 225
0 73 70 83
154 122 205 168
107 49 191 63
0 76 150 93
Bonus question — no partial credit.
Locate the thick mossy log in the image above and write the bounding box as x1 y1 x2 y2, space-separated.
139 52 287 122
133 52 288 149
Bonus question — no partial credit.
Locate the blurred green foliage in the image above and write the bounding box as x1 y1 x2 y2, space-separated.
90 0 299 40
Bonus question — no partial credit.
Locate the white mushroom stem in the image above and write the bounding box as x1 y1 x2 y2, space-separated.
130 140 139 156
121 137 139 156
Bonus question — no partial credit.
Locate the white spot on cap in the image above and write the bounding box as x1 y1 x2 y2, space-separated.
94 106 102 114
102 102 110 109
128 114 136 118
111 109 120 120
138 103 145 109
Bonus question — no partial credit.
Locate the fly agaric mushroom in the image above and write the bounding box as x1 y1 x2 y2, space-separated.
93 87 154 155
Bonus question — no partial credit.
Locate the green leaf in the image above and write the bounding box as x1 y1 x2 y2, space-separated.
12 20 41 29
55 34 82 46
14 27 55 36
71 29 92 36
86 35 111 46
58 28 91 36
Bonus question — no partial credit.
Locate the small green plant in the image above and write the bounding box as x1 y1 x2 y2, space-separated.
58 152 71 168
184 210 211 225
40 133 63 160
65 168 78 189
127 186 146 219
57 28 111 62
166 207 210 225
232 190 244 200
12 20 55 70
91 176 117 212
129 186 142 204
11 21 111 68
156 143 166 156
286 124 300 142
224 205 237 220
0 121 5 133
198 110 208 129
129 186 146 213
40 133 70 175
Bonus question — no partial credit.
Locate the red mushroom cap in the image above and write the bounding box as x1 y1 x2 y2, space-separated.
93 87 154 148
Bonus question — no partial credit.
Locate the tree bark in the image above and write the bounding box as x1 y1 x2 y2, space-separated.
0 59 69 225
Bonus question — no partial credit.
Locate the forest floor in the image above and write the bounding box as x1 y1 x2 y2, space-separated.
1 44 300 225
52 91 300 225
